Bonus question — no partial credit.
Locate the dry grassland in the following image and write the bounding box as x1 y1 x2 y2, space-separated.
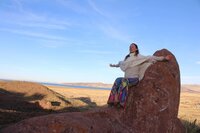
48 85 200 127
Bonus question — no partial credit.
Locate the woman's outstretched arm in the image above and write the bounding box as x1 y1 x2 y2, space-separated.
148 54 173 62
109 63 120 67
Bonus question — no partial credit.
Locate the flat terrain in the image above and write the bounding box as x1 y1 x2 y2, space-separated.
179 84 200 125
47 86 110 106
179 92 200 124
48 85 200 126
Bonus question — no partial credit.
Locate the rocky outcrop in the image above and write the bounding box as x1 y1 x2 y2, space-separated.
1 49 185 133
0 81 72 110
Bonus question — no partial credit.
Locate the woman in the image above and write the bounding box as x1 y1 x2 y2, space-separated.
107 43 172 108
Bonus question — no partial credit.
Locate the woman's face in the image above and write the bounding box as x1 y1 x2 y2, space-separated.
130 44 137 53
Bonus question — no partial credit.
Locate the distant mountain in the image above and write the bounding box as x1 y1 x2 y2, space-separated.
181 84 200 93
63 82 200 93
1 79 200 93
63 82 113 88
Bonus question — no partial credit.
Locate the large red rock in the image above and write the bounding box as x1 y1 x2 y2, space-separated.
122 49 185 133
1 49 185 133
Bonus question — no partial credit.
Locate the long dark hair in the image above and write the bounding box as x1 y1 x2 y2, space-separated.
124 43 139 60
130 43 139 56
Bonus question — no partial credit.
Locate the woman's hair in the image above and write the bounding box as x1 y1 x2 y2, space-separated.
130 43 139 56
124 43 139 60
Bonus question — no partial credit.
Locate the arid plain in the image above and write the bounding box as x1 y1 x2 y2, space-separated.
48 84 200 125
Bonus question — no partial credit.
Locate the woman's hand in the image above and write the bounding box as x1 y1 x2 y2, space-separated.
165 55 173 61
110 64 119 67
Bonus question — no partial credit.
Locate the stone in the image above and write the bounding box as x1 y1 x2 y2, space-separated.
122 49 185 133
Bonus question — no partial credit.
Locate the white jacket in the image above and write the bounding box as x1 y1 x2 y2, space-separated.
118 53 165 80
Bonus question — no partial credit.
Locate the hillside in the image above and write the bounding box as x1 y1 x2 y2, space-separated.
0 81 88 129
181 84 200 93
0 81 74 110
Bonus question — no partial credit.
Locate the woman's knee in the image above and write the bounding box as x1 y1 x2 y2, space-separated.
115 77 123 82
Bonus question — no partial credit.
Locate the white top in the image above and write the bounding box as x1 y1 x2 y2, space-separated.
117 53 165 80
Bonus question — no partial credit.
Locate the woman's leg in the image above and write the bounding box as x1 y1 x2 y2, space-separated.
128 78 139 87
118 78 139 107
107 77 123 105
118 78 129 107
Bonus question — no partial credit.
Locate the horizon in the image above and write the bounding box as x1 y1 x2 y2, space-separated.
0 0 200 84
1 78 200 86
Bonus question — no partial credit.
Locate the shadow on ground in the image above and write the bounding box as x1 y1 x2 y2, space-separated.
0 87 98 130
180 119 200 133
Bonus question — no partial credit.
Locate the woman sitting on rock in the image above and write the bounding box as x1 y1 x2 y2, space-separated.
107 43 172 108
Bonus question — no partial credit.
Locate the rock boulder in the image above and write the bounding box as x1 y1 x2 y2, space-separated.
122 49 185 133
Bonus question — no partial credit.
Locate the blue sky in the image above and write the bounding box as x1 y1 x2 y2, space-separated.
0 0 200 84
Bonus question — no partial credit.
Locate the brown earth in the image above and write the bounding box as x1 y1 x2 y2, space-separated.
47 86 110 106
0 81 93 130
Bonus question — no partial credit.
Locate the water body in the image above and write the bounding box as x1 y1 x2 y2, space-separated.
0 79 111 90
41 82 111 90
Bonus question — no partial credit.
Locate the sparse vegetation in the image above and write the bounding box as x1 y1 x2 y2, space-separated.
178 91 200 133
181 119 200 133
178 85 200 133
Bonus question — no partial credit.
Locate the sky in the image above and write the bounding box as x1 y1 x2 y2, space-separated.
0 0 200 84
